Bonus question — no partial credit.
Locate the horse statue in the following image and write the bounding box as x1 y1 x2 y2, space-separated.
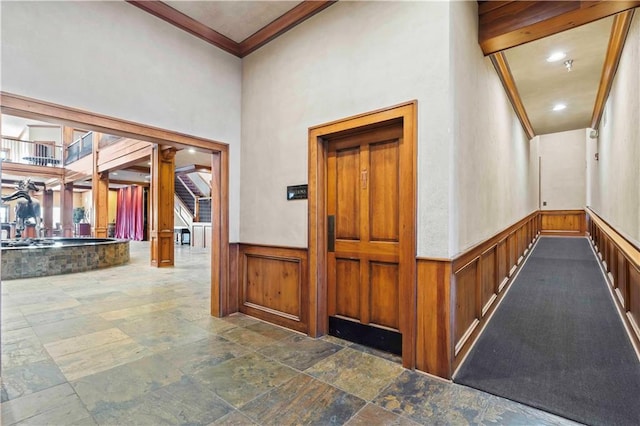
1 178 42 237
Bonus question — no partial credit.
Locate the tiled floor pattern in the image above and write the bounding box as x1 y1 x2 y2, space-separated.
1 242 577 425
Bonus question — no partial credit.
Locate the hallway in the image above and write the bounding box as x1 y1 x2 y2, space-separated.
455 237 640 425
1 242 573 425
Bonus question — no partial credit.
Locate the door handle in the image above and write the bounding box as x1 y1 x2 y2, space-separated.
327 215 335 252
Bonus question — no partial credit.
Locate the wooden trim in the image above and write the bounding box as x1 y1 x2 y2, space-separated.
450 211 541 373
308 101 417 368
239 1 336 57
415 211 541 379
591 10 635 130
479 1 640 56
127 0 336 58
237 244 309 333
586 208 640 351
0 92 228 153
490 53 535 140
540 209 586 235
126 1 240 56
0 92 230 319
587 208 640 265
416 258 452 378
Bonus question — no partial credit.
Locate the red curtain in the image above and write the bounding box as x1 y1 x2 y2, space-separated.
115 186 144 240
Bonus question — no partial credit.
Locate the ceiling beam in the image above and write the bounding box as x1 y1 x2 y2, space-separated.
490 52 536 140
126 1 240 56
239 1 337 57
479 1 640 55
591 9 635 130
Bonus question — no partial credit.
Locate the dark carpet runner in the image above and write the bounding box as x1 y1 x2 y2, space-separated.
454 237 640 426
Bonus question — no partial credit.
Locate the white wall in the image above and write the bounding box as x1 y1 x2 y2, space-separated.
449 1 537 255
241 1 452 257
1 1 242 241
27 126 62 144
538 129 586 211
588 13 640 244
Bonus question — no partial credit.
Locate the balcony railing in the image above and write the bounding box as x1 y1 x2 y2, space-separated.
1 136 64 167
65 131 93 164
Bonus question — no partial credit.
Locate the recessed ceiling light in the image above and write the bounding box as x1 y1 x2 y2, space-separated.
188 148 196 154
553 103 567 111
546 51 566 62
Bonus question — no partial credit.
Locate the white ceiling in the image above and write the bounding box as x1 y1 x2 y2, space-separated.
165 0 303 43
1 115 52 138
505 16 614 136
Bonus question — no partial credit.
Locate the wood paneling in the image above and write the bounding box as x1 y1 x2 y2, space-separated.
416 212 540 379
480 248 497 315
586 208 640 351
453 261 478 351
238 244 308 333
450 210 539 374
592 10 636 130
334 259 360 320
97 138 153 173
335 147 360 240
369 262 400 330
540 210 586 235
416 259 451 378
369 140 399 242
478 1 640 56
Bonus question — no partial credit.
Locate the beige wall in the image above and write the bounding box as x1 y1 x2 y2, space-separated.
538 129 586 211
588 13 640 244
449 1 537 256
1 1 242 241
241 0 452 257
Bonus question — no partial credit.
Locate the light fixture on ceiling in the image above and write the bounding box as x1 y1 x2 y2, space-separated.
188 148 196 154
546 51 566 62
564 59 573 72
112 172 118 176
553 103 567 111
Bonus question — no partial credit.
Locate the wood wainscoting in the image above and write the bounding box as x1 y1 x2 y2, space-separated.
235 244 309 333
540 209 586 236
416 211 541 378
586 209 640 349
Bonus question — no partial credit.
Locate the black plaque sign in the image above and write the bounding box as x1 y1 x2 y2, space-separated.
287 184 308 200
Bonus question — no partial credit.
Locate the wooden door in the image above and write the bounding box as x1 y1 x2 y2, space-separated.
327 122 406 355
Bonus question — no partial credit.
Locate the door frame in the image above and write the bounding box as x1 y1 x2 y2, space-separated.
308 101 417 368
0 92 230 317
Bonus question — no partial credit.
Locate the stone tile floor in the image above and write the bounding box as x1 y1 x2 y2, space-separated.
1 242 577 425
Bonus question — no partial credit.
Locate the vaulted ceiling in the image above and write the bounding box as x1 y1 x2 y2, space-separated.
128 1 639 139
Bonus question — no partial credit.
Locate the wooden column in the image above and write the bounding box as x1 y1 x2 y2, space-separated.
91 132 108 237
61 182 74 237
92 172 109 237
150 146 176 267
42 189 54 237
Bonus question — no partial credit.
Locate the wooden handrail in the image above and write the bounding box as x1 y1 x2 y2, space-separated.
587 207 640 266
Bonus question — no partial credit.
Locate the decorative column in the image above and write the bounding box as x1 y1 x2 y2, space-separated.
42 189 54 237
61 182 74 237
92 172 109 237
150 146 176 267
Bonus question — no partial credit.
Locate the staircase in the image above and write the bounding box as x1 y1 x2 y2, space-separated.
174 173 211 222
